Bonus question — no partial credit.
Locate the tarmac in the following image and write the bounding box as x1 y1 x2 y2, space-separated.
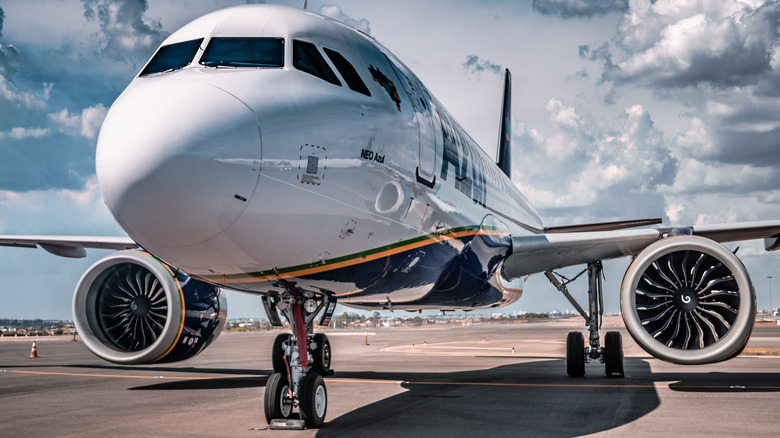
2 316 780 437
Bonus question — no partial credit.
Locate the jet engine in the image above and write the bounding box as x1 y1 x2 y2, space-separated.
73 250 227 364
620 236 755 364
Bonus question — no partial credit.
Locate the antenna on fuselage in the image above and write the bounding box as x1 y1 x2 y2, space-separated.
303 0 308 9
496 68 512 178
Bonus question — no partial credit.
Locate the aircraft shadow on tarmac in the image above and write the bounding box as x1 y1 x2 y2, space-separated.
6 349 780 435
316 358 658 438
316 361 780 438
108 357 780 437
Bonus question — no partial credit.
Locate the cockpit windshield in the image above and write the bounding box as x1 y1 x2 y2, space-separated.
140 38 203 76
200 38 284 68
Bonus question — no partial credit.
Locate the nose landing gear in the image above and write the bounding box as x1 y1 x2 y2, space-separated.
261 286 336 429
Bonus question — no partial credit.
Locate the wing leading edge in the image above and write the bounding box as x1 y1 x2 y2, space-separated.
502 220 780 280
0 236 138 258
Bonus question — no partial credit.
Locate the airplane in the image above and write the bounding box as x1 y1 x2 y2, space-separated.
2 4 780 429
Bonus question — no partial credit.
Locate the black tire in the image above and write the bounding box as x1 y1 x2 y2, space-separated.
299 371 327 428
311 334 332 374
264 372 292 423
272 333 290 374
566 331 585 377
604 331 624 377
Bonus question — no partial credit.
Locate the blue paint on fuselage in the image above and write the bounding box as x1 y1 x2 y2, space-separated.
155 272 227 363
293 231 512 310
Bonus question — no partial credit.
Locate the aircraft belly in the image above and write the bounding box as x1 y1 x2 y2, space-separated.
197 214 515 308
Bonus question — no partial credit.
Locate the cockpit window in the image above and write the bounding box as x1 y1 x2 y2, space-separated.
324 48 371 96
140 38 203 76
293 40 341 86
200 38 284 68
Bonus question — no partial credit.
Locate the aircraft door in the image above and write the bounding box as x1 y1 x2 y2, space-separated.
416 87 441 187
384 56 438 187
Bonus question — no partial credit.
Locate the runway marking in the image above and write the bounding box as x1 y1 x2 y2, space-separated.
326 332 377 336
325 378 404 385
3 370 215 380
404 339 564 346
322 377 780 390
381 339 565 355
400 381 780 390
6 370 780 391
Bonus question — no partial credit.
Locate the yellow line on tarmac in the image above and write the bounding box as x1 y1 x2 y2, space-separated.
7 370 780 391
3 369 215 380
406 380 661 389
322 377 663 389
403 381 780 390
325 378 404 385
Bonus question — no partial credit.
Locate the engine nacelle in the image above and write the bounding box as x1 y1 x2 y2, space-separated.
621 236 755 364
73 250 227 364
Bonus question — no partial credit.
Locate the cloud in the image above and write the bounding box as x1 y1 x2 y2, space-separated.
48 104 108 140
0 176 123 235
463 55 503 78
319 5 371 34
0 42 20 80
515 101 675 224
0 76 53 110
601 1 780 88
0 7 22 83
0 4 132 194
546 98 583 131
0 127 51 141
82 0 168 64
532 0 629 18
0 8 54 111
665 158 777 195
569 0 780 228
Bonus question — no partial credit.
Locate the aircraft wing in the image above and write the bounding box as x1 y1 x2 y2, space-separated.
0 236 138 258
502 220 780 279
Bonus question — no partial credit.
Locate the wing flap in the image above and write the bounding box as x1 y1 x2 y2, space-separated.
0 236 138 258
691 220 780 244
545 218 662 233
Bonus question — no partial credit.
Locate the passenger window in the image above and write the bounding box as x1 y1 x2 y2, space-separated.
140 38 203 76
200 38 284 68
293 40 341 86
324 48 371 96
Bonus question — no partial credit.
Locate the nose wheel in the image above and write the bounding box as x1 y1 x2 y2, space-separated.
311 333 333 375
264 372 293 421
262 288 336 429
299 371 327 428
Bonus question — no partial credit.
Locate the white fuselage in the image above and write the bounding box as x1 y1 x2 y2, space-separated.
96 5 543 310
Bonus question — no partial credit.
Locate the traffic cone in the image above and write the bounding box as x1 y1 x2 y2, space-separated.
29 341 38 358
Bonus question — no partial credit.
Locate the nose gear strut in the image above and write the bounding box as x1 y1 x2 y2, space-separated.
262 283 336 429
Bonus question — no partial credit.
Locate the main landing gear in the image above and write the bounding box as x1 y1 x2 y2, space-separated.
545 261 624 378
261 285 337 429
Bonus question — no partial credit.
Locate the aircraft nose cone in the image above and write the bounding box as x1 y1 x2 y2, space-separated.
97 79 261 250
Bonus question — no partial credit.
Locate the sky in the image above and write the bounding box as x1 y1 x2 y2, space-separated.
1 0 780 320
